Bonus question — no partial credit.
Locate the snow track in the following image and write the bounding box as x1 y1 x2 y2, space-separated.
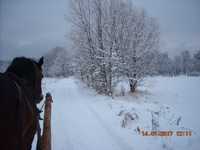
47 78 134 150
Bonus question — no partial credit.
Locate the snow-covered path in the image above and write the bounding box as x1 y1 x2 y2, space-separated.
32 76 200 150
45 78 134 150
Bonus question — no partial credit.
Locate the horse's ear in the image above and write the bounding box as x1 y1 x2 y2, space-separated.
38 57 44 66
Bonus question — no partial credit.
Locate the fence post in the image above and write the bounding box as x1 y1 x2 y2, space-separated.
41 93 53 150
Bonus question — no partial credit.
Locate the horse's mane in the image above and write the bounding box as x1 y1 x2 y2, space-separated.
6 57 40 83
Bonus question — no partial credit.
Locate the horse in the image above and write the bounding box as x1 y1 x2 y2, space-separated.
0 57 44 150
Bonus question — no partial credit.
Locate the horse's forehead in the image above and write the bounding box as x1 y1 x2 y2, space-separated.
32 61 42 72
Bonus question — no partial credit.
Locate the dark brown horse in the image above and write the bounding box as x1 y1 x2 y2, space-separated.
0 57 44 150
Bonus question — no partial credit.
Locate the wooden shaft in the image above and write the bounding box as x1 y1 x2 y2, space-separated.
41 93 53 150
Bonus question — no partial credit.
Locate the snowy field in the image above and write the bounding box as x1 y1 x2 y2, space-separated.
33 76 200 150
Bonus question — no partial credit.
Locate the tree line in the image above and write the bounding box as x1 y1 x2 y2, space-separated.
156 50 200 76
0 47 199 95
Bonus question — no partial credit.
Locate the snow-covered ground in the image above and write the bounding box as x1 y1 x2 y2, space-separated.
33 76 200 150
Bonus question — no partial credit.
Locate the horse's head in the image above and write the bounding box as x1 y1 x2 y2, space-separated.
32 57 44 103
6 57 44 104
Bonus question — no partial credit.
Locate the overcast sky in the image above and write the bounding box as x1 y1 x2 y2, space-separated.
0 0 200 60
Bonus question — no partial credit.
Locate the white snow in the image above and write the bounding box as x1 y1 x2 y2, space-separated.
32 76 200 150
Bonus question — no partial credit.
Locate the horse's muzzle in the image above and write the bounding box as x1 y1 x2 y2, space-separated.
35 94 44 104
39 94 44 100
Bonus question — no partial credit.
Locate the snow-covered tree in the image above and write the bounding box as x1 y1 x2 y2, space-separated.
193 50 200 73
173 55 182 75
116 8 159 92
180 50 192 74
157 52 174 75
44 47 73 77
70 0 159 94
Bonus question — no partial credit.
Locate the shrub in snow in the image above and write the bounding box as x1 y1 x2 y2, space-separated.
151 111 159 131
121 112 139 128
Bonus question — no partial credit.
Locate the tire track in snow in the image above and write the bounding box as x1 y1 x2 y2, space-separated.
85 103 134 150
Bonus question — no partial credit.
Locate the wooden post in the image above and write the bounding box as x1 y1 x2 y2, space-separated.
41 93 53 150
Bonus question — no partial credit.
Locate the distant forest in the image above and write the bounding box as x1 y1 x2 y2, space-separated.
1 46 200 77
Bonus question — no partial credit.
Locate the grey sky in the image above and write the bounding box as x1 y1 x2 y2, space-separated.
133 0 200 55
0 0 200 60
0 0 69 60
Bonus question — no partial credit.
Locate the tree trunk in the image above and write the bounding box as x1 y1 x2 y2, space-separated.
41 93 53 150
129 79 137 93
